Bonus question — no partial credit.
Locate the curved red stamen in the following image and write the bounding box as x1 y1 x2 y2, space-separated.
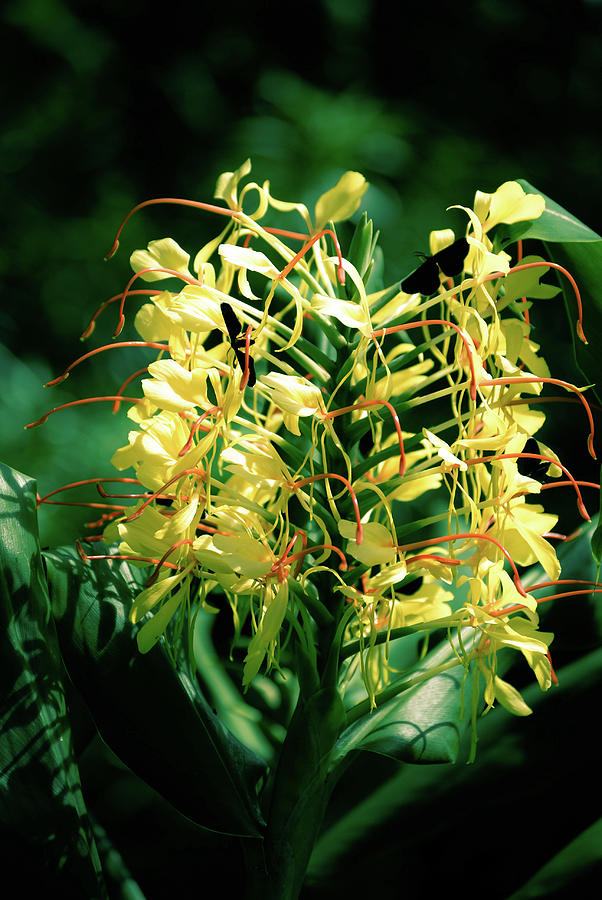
360 572 378 594
84 511 125 529
398 532 528 596
290 472 363 544
144 539 195 587
530 578 602 592
77 540 178 571
276 530 308 578
104 196 312 261
122 468 205 522
178 406 221 456
492 588 602 618
25 395 142 429
406 554 462 566
281 542 348 572
278 228 346 284
480 376 596 459
38 500 127 511
504 260 586 344
372 319 478 402
113 367 149 412
45 342 167 387
104 198 246 260
324 399 406 476
114 267 203 337
465 452 591 520
80 290 161 341
262 226 310 241
541 480 600 492
95 484 156 500
37 477 141 505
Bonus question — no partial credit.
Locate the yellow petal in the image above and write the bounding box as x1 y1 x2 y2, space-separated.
484 181 545 231
311 293 371 334
243 581 289 687
130 238 191 282
493 676 533 716
137 586 186 653
214 158 252 208
314 171 368 230
218 243 279 276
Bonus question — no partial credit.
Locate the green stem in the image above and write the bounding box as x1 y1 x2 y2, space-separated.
245 686 345 899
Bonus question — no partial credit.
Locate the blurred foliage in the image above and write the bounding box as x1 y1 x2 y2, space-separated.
1 0 601 896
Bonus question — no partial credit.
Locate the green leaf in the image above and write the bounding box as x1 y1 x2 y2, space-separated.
309 649 602 890
592 482 602 565
332 635 471 767
44 543 266 837
506 817 602 899
542 237 602 406
501 180 601 244
0 462 107 897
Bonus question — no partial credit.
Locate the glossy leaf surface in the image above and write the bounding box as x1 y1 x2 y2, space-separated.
44 544 266 837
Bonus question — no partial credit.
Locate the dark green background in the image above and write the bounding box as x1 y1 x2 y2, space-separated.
1 0 601 896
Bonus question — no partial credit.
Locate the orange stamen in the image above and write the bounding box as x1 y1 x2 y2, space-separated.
122 468 205 522
324 399 406 476
114 267 203 337
541 480 600 492
37 477 141 505
506 260 586 344
290 472 363 544
280 542 348 572
491 587 602 619
278 228 345 284
45 342 167 387
25 395 142 429
406 554 462 566
372 319 478 401
144 539 195 587
398 532 527 596
113 367 149 412
464 452 591 520
178 406 221 456
480 376 596 459
104 195 312 261
277 530 308 577
77 540 178 572
80 290 161 340
104 198 246 260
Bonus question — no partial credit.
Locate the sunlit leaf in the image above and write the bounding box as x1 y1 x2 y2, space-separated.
0 462 106 896
44 544 266 837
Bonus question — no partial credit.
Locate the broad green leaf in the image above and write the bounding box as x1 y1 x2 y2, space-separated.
331 635 471 767
542 237 602 406
506 817 602 899
592 481 602 565
44 544 266 837
0 462 106 897
501 180 601 244
309 648 602 889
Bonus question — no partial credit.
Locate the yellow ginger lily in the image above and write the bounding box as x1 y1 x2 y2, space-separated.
42 159 595 735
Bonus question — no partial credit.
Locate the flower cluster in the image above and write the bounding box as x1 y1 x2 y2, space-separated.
33 161 597 724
